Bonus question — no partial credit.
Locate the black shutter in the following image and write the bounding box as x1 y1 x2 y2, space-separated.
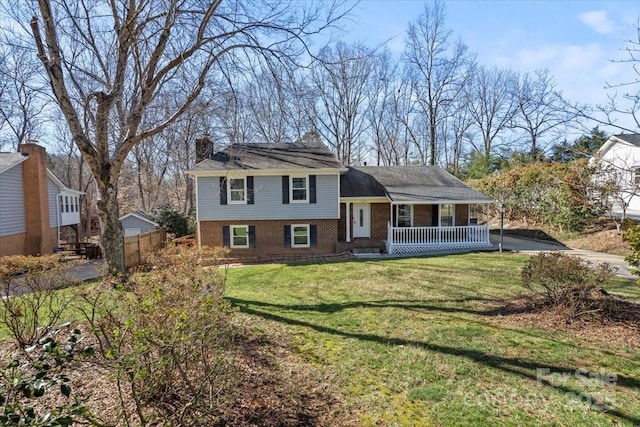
249 225 256 248
222 226 230 247
247 176 254 204
309 175 317 204
432 205 439 226
219 177 227 205
284 225 291 247
310 224 318 248
282 176 289 204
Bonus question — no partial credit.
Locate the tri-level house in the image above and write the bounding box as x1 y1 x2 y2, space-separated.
188 140 493 256
0 143 83 257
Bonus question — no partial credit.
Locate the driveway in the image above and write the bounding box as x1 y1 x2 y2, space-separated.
490 234 638 280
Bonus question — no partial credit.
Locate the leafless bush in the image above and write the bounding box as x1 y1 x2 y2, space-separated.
521 251 615 319
77 246 236 426
0 255 78 347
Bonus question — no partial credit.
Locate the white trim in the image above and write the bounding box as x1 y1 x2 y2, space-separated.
0 155 28 175
290 175 309 204
340 196 389 203
118 212 160 227
227 177 247 204
230 225 250 248
395 204 413 227
187 167 345 177
345 202 351 243
291 224 310 248
439 203 455 227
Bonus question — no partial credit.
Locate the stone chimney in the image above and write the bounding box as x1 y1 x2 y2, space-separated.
195 135 214 163
18 142 54 255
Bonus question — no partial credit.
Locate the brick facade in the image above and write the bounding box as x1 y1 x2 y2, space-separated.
0 232 27 257
370 203 390 240
199 219 338 256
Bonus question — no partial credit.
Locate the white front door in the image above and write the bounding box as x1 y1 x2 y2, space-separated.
352 203 371 238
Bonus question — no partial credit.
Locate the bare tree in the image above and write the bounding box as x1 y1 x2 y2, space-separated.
465 65 518 165
308 42 375 164
403 1 474 166
18 0 346 274
0 40 47 150
512 69 577 158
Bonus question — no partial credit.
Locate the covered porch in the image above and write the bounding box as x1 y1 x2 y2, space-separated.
339 166 494 254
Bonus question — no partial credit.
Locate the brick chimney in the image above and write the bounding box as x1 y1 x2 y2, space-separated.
195 135 214 163
18 142 53 255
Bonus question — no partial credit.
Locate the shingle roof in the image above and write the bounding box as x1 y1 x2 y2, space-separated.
614 134 640 147
190 141 344 172
0 152 27 175
341 166 492 203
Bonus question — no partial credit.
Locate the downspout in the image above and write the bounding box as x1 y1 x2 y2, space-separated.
195 176 201 250
346 202 351 243
56 194 61 248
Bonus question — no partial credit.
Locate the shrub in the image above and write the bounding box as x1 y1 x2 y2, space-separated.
152 205 194 238
77 246 235 426
623 224 640 277
0 256 79 347
0 323 93 426
470 159 601 232
521 252 615 319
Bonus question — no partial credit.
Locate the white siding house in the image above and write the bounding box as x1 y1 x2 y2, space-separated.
592 134 640 214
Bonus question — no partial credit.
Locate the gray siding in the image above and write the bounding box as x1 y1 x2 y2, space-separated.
197 174 340 221
120 216 157 234
48 179 59 228
0 164 26 236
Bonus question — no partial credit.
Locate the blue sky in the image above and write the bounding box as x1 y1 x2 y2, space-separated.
343 0 640 132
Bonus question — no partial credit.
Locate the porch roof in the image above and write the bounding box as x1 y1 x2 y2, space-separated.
341 166 492 203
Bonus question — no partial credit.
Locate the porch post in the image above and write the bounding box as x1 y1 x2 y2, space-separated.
346 202 351 243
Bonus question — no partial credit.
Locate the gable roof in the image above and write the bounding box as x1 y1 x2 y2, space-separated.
341 166 492 203
614 134 640 147
189 141 345 173
593 134 640 163
119 211 159 226
0 152 28 175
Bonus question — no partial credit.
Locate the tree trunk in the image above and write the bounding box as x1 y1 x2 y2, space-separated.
97 183 125 275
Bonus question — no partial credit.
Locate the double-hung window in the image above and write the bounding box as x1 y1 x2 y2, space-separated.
290 176 308 202
291 224 310 248
440 203 454 227
227 178 246 204
396 204 412 227
230 225 249 248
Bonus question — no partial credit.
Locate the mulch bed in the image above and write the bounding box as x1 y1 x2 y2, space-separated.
484 293 640 348
0 319 356 427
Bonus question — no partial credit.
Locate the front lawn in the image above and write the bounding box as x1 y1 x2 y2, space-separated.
226 253 640 426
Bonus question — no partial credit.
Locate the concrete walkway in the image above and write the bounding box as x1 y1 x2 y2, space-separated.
494 234 637 280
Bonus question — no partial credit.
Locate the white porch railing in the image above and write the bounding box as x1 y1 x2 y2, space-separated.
386 223 492 254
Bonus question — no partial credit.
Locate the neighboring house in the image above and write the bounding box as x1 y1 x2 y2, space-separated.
119 211 159 236
188 141 493 256
0 143 83 257
591 134 640 214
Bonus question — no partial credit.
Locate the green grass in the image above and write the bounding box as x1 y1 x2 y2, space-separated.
225 252 640 426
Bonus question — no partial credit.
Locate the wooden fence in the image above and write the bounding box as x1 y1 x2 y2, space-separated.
123 227 167 268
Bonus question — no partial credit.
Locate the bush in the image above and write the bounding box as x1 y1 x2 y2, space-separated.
521 252 615 319
0 256 79 347
0 323 93 426
78 246 235 426
470 159 601 232
152 206 194 238
623 224 640 276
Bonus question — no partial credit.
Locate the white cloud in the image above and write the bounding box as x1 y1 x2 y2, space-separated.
578 10 615 35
